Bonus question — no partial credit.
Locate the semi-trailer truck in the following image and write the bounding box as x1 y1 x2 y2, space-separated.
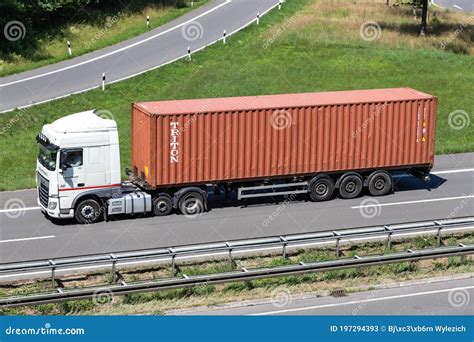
36 88 436 224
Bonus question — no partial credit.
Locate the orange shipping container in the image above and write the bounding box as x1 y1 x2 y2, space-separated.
131 88 436 189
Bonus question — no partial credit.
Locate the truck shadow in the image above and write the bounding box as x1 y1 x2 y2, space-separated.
47 173 446 226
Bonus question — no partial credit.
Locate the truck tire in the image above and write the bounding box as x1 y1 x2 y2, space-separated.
179 192 204 218
153 194 173 216
75 199 102 224
367 171 392 196
309 176 335 201
338 173 363 199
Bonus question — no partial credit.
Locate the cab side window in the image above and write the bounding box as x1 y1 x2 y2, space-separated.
63 149 83 167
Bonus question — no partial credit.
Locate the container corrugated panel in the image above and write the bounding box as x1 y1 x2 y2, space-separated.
131 88 436 188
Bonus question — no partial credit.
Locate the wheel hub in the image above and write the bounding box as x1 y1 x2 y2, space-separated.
81 205 95 219
345 181 356 193
374 178 385 190
315 183 328 196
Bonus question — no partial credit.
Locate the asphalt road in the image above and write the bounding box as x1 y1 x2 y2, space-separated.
0 153 473 263
0 0 280 113
176 276 474 315
432 0 473 12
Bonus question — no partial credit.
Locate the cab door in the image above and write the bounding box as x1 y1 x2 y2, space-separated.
58 148 86 191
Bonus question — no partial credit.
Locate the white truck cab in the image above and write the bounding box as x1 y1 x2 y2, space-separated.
36 110 122 221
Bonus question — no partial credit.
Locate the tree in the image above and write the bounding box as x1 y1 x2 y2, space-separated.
420 0 428 36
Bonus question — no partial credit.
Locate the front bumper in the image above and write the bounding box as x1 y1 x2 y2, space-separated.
38 196 74 219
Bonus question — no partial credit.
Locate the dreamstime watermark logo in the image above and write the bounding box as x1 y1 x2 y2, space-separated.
3 198 27 219
263 14 299 49
262 192 298 227
182 196 204 219
446 196 472 219
85 12 123 49
448 288 470 308
359 21 381 41
1 108 28 135
358 198 382 219
270 110 292 130
95 109 115 121
448 110 470 131
3 20 26 41
352 292 376 315
440 15 474 50
182 21 204 41
352 103 386 138
92 288 114 306
270 287 292 308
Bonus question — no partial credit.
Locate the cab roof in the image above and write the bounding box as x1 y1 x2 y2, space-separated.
48 110 116 134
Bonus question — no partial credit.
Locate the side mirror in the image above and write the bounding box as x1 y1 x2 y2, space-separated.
59 150 69 171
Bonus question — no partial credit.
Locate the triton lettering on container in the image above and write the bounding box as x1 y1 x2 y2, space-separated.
36 88 436 224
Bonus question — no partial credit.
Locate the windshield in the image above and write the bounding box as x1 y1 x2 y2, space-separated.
38 145 57 171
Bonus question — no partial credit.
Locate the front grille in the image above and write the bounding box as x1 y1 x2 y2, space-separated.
38 173 49 208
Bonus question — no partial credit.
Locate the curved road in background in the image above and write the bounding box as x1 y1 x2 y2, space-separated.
0 0 280 113
431 0 473 12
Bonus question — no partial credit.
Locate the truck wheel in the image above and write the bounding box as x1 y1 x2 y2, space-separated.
179 192 204 218
338 174 363 199
367 171 392 196
309 177 335 201
153 195 173 216
75 199 102 224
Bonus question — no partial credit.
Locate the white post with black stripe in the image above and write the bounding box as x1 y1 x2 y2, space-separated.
278 0 282 10
256 12 260 25
67 40 72 56
187 46 191 60
223 30 226 44
147 15 150 28
102 73 106 91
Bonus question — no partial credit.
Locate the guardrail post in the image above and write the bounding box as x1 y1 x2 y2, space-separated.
110 253 117 283
169 248 177 277
384 226 393 250
48 259 56 289
434 221 443 246
280 236 288 259
226 242 234 269
333 231 341 257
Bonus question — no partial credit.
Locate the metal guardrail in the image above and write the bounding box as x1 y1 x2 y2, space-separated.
1 244 472 307
1 217 473 284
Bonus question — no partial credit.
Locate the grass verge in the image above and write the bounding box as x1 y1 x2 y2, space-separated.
0 233 472 315
0 0 473 190
0 0 207 77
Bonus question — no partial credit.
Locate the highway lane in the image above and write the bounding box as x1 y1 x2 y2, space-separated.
432 0 473 12
0 0 280 113
0 153 473 263
177 276 474 315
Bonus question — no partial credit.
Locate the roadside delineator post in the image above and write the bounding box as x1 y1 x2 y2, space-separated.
223 30 226 44
256 12 260 25
187 46 191 60
191 0 194 6
102 73 106 91
147 15 150 28
278 0 282 10
67 40 72 56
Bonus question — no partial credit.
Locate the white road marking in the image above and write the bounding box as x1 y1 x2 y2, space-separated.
252 285 474 315
453 4 463 9
0 0 232 87
0 235 55 244
0 168 472 214
0 206 40 213
433 168 474 175
352 195 474 209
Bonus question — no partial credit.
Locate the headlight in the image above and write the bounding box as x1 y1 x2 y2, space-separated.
48 202 57 210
